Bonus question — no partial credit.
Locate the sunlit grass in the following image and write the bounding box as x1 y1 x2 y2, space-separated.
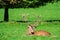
0 1 60 40
0 22 60 40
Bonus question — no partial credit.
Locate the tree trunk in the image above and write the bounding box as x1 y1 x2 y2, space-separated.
4 5 9 22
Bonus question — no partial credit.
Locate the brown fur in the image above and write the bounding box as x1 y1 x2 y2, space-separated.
28 25 51 36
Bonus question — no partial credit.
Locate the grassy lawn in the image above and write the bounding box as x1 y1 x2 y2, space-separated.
0 22 60 40
0 1 60 40
0 9 4 21
0 1 60 21
9 1 60 21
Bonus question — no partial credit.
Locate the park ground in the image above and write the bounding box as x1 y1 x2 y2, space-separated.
0 1 60 40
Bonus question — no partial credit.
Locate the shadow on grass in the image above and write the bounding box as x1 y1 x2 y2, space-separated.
0 20 60 23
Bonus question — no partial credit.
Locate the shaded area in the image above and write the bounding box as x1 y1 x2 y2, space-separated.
16 20 60 23
45 20 60 22
0 20 60 23
4 5 9 22
16 21 30 23
0 0 60 8
8 0 60 8
0 21 3 23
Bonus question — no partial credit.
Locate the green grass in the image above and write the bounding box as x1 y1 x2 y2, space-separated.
8 2 60 21
0 9 4 21
0 22 60 40
0 2 60 21
0 1 60 40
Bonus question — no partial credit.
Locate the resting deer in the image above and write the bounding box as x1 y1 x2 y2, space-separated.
28 24 51 36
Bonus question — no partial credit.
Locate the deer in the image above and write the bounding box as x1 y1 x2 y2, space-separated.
28 24 51 36
22 14 29 22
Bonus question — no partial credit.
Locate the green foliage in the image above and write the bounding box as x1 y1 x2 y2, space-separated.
0 0 59 8
0 1 60 40
8 1 60 21
0 1 60 21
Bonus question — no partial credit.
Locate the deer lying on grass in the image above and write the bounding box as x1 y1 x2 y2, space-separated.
28 24 51 36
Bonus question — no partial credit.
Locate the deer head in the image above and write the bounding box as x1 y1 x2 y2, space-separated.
27 24 51 36
28 24 34 35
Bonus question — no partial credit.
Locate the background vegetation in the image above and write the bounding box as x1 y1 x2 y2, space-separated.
0 1 60 21
0 0 60 40
0 0 59 8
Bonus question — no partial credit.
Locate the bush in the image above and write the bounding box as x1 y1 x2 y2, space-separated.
0 0 59 8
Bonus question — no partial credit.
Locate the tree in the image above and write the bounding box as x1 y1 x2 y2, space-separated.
0 0 59 22
1 0 18 22
3 1 9 22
